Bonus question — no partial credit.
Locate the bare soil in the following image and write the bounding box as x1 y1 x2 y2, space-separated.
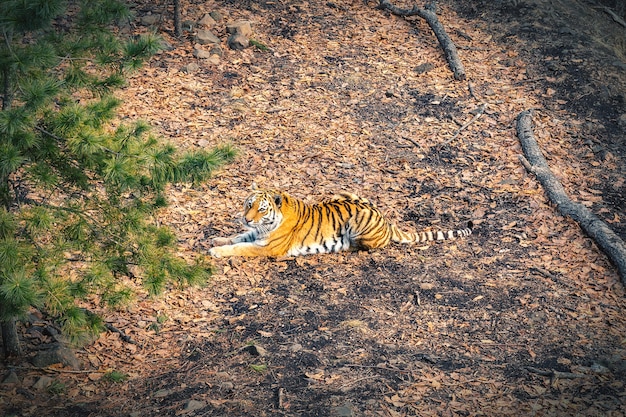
2 0 626 416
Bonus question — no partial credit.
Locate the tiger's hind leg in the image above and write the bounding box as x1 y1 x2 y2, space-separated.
345 208 393 251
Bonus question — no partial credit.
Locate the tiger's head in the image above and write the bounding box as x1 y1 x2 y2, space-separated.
241 187 284 235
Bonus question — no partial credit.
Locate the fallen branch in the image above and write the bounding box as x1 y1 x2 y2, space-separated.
376 0 466 80
516 110 626 286
603 7 626 28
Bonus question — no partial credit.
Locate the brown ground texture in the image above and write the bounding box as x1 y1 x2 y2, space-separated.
2 0 626 416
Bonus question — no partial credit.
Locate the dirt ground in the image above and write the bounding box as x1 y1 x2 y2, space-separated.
2 0 626 416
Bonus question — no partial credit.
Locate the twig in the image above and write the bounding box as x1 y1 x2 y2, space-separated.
376 0 466 80
344 363 409 373
603 7 626 28
516 110 626 285
105 323 137 345
339 375 379 389
399 134 426 151
468 81 478 100
441 103 486 146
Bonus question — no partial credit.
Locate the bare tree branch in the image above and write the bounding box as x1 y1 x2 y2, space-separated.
516 110 626 286
376 0 466 80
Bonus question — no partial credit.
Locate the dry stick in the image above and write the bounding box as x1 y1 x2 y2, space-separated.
441 103 486 146
603 7 626 28
516 110 626 286
377 0 466 81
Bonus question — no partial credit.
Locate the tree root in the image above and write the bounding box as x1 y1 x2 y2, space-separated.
516 110 626 286
376 0 466 80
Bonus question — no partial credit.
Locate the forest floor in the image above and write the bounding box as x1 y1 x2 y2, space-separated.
2 0 626 416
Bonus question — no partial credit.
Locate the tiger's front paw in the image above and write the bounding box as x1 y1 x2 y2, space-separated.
209 247 223 258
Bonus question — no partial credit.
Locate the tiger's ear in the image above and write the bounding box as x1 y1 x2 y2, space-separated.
274 194 283 208
251 182 258 190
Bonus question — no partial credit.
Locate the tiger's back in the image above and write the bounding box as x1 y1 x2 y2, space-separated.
209 187 472 258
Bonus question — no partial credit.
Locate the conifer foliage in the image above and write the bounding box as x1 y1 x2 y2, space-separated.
0 0 235 357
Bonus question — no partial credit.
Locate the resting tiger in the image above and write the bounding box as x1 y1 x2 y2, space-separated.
209 185 473 258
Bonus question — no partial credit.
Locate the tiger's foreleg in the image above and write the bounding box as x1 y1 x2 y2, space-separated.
209 241 274 258
211 231 258 247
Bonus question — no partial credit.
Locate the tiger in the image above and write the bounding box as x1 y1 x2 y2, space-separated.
209 185 473 258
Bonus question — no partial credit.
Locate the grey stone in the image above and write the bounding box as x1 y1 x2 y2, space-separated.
182 62 200 73
198 14 217 28
220 381 234 390
32 345 81 370
226 20 252 37
210 46 223 57
182 20 195 31
209 11 223 22
193 47 214 59
154 388 173 398
140 14 160 26
33 375 55 390
185 400 206 412
195 29 221 45
2 371 19 384
206 55 221 65
332 403 354 416
618 114 626 131
228 34 249 50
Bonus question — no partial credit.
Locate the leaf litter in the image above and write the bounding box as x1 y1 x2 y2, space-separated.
2 0 626 416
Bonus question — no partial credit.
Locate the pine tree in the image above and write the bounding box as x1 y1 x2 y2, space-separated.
0 0 235 357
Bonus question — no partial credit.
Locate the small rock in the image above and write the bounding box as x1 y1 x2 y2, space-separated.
242 344 267 357
160 40 175 52
185 400 206 412
195 29 221 45
33 375 55 390
618 114 626 131
193 47 213 59
209 46 223 57
198 14 217 28
591 363 610 374
181 62 200 73
209 11 223 22
228 33 249 50
207 55 221 65
193 48 219 62
182 20 195 31
227 20 253 37
290 343 303 353
32 345 81 370
154 388 173 398
220 381 234 390
2 371 19 385
140 14 160 26
414 62 435 74
332 403 354 417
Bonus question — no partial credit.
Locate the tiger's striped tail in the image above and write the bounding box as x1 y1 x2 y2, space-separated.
391 222 473 244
